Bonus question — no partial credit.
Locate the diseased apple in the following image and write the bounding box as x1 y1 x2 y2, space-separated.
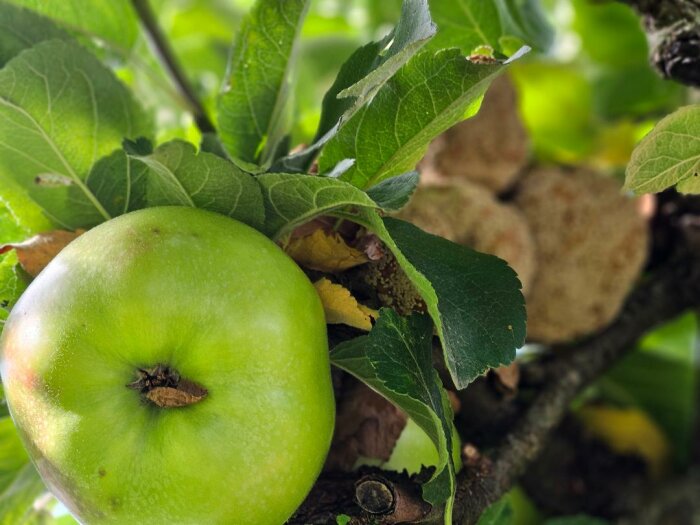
0 207 335 525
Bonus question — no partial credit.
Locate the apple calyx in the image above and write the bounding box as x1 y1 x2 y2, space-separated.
127 365 208 408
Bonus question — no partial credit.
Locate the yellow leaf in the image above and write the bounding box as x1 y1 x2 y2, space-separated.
314 278 377 331
578 405 670 478
286 229 368 273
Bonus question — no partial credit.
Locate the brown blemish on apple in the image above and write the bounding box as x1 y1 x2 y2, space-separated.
127 365 207 408
98 468 106 478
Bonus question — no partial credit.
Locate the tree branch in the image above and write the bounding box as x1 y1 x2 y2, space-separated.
453 242 700 523
292 234 700 524
130 0 216 134
618 0 700 86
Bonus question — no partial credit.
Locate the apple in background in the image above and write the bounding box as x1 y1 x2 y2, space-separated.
357 418 463 474
0 207 335 525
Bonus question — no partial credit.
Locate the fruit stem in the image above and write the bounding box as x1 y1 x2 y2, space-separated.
127 365 208 408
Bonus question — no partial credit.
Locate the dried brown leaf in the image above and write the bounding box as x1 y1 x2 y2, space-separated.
0 230 84 277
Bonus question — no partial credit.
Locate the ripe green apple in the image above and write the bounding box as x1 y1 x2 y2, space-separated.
0 207 335 525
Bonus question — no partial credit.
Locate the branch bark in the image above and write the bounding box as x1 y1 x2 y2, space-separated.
618 0 700 86
292 233 700 524
130 0 216 134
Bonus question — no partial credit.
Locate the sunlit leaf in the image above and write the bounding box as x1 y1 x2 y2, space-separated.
0 40 153 228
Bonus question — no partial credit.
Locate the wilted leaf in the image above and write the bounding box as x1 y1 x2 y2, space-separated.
0 230 83 277
285 228 368 272
331 310 456 519
625 105 700 195
314 278 377 331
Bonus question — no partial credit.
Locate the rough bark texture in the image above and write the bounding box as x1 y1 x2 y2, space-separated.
620 0 700 86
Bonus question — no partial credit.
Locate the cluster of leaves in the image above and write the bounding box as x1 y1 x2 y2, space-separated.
0 0 563 521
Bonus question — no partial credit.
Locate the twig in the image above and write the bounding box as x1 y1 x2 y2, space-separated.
291 236 700 524
129 0 216 134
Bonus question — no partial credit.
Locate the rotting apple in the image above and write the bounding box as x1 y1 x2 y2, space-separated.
0 206 335 525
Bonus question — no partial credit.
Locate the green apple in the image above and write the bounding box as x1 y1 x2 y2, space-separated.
0 207 335 525
356 418 463 474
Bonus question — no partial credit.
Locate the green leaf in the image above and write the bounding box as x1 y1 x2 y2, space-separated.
0 417 30 493
496 0 554 52
428 0 502 53
603 314 698 465
318 48 508 189
331 310 456 519
0 177 54 328
217 0 310 168
0 2 71 67
276 0 436 173
256 172 378 239
544 517 609 525
0 39 153 229
0 417 49 525
129 141 265 230
4 0 139 51
625 105 700 195
0 464 47 525
335 0 436 104
365 171 419 211
477 498 513 525
354 212 526 389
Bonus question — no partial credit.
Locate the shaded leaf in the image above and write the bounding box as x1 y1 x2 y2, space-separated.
496 0 554 53
545 517 609 525
477 498 513 525
366 171 419 211
217 0 310 167
285 228 368 272
625 105 700 195
5 0 139 51
256 172 378 238
331 309 456 518
314 278 377 331
576 405 670 477
603 314 698 466
319 49 510 189
0 39 152 228
0 230 83 278
0 2 71 67
355 212 525 389
428 0 503 53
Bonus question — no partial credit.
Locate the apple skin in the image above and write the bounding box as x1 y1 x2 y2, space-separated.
0 207 335 524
